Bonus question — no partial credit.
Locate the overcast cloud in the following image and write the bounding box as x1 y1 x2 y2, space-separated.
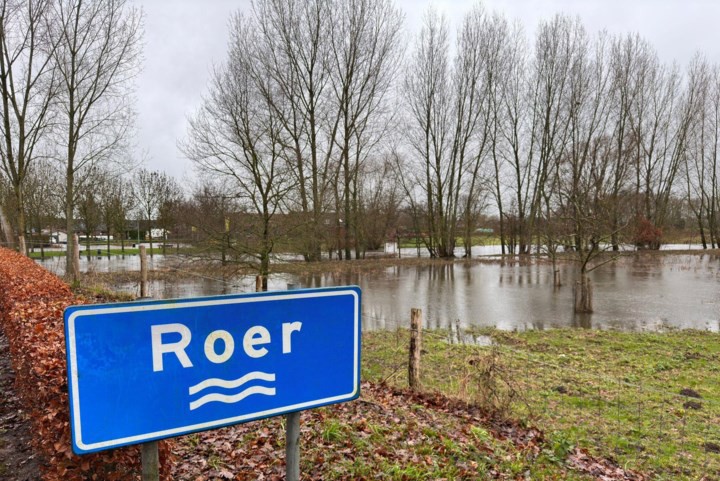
134 0 720 180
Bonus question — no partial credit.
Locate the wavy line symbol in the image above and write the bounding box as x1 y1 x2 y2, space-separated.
188 371 276 411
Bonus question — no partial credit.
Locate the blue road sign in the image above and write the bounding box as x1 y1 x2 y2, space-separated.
64 286 361 454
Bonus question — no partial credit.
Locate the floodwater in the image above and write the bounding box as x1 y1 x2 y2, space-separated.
36 247 720 332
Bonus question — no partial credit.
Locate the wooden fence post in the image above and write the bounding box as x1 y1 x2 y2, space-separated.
409 308 422 390
140 245 149 298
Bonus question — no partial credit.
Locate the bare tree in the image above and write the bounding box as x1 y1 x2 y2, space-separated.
51 0 142 279
629 49 695 245
251 0 337 262
184 180 243 267
131 168 177 255
23 159 61 256
197 0 405 264
356 155 401 252
156 181 183 255
605 34 648 250
76 189 100 251
561 27 614 307
495 23 535 255
530 20 635 310
402 6 495 258
486 17 523 255
401 9 450 257
0 0 58 255
109 177 133 252
683 55 712 248
328 0 403 259
705 69 720 246
183 13 294 286
96 173 133 253
526 16 587 255
456 9 504 257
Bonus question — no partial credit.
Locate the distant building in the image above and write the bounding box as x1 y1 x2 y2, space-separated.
52 232 68 244
150 228 169 240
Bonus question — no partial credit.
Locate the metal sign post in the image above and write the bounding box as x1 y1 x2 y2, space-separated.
286 410 300 480
285 283 300 481
138 248 159 481
63 287 361 455
141 442 159 481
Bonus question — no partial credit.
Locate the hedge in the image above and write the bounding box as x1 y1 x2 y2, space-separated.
0 247 172 480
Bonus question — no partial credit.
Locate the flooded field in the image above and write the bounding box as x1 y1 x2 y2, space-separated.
37 249 720 332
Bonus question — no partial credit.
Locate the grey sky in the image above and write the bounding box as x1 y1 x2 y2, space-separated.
135 0 720 180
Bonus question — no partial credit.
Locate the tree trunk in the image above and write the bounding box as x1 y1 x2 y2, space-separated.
343 147 351 262
336 218 343 260
573 273 593 313
696 209 707 249
66 168 77 282
15 225 24 254
14 187 27 255
498 216 506 256
0 204 14 249
260 215 271 291
259 255 269 291
72 233 80 281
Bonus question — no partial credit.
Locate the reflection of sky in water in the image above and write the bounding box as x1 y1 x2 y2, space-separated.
37 252 720 332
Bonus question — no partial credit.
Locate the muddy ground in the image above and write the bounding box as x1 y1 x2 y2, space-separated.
0 332 40 481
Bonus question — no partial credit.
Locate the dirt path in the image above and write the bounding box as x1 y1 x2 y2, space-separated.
0 331 40 480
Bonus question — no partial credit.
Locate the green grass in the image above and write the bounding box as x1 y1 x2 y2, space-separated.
173 370 594 480
397 235 501 249
362 328 720 480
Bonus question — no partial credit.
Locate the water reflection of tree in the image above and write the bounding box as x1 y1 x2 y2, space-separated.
571 312 593 329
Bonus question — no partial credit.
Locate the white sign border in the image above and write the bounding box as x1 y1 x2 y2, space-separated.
66 288 360 453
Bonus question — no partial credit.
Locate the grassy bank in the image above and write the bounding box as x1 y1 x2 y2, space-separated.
363 328 720 480
170 326 679 480
398 235 501 249
172 381 610 480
